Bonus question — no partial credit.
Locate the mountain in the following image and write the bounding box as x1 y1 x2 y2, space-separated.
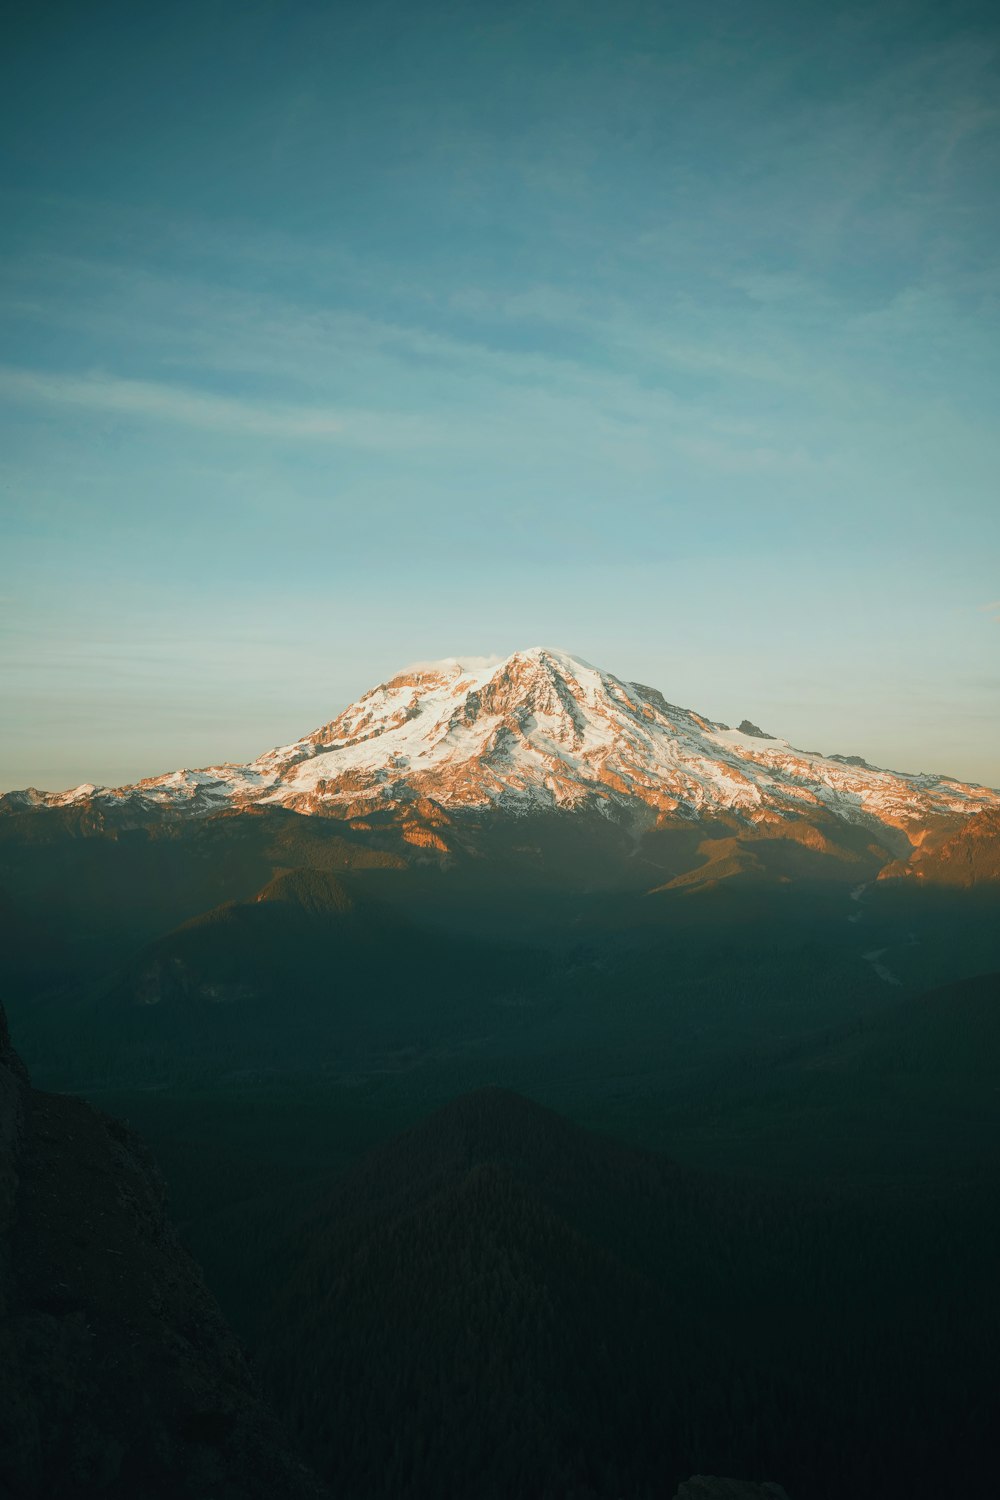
254 1085 995 1500
255 1086 791 1500
9 858 547 1094
113 868 405 1009
0 1002 328 1500
95 865 535 1048
5 650 997 866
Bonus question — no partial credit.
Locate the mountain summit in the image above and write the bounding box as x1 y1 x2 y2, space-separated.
4 647 998 840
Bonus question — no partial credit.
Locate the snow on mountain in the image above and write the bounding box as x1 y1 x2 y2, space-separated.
6 647 999 839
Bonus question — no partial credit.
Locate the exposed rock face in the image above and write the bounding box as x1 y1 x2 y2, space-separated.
735 721 775 740
878 807 1000 886
672 1479 790 1499
0 1004 328 1500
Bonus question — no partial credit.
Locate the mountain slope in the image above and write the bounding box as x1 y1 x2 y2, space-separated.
6 650 997 853
17 866 546 1088
256 1087 777 1500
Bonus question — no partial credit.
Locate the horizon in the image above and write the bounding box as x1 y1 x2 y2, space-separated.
2 0 999 791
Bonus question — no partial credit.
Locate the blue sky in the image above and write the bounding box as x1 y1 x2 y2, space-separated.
2 0 999 790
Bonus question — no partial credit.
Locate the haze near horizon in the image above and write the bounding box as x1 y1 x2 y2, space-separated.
2 0 999 791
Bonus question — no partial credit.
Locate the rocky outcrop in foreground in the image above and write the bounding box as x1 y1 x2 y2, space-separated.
0 1003 327 1500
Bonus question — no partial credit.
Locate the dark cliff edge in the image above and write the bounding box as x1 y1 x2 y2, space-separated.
0 1003 328 1500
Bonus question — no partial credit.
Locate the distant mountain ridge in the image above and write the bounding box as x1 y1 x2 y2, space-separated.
4 650 997 854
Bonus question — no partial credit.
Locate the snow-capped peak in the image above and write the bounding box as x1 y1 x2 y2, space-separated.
5 649 999 839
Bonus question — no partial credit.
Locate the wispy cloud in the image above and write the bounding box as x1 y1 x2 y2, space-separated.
0 253 862 479
0 259 828 479
0 364 443 447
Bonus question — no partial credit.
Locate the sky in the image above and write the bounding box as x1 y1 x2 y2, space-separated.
2 0 999 791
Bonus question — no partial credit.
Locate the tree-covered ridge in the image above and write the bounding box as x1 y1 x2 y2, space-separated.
256 1082 999 1500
